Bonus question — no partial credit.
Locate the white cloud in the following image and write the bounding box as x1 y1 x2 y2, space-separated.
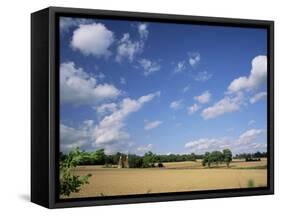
189 52 201 66
60 17 92 32
184 128 266 154
170 100 184 110
138 58 161 76
250 91 267 104
60 122 93 152
194 91 211 104
201 93 243 120
188 103 200 115
183 85 190 93
185 138 230 153
198 56 267 120
248 120 256 126
93 91 160 153
138 23 149 39
144 120 163 130
137 144 153 153
228 55 267 93
194 71 212 82
120 77 126 85
236 129 265 145
71 23 114 57
116 33 143 62
96 102 117 115
95 72 105 80
60 62 120 105
174 61 186 73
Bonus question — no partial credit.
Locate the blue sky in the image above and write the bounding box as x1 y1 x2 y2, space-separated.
59 16 267 155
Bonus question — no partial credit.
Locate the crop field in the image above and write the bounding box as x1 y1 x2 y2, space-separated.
64 159 267 199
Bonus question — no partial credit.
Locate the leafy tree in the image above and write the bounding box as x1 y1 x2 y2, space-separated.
223 149 232 167
202 150 232 168
128 154 143 168
59 148 92 196
143 151 157 167
202 152 211 167
210 151 224 165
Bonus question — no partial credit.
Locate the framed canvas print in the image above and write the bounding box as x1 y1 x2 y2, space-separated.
31 6 274 208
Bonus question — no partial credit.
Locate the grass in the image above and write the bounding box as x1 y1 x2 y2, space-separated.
247 179 255 188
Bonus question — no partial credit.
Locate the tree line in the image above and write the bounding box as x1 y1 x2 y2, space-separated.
234 151 267 161
60 149 205 168
60 148 267 169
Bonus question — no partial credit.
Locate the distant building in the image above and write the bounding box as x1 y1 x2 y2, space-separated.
117 154 129 168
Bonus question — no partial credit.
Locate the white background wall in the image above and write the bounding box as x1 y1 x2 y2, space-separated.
0 0 279 214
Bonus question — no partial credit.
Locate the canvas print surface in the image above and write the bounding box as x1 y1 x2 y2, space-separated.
59 16 268 199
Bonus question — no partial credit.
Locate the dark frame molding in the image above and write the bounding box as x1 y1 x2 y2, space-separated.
31 6 274 209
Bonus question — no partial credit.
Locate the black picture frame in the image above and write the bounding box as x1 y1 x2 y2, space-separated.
31 6 274 209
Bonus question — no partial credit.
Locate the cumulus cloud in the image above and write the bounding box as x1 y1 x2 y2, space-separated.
170 100 184 110
189 52 201 66
199 55 267 120
71 23 114 57
249 91 267 104
60 122 93 152
120 77 126 85
174 61 186 73
136 144 153 154
144 120 163 130
60 17 93 33
228 55 267 93
183 85 190 93
93 91 161 153
236 129 265 145
248 120 256 126
96 102 117 115
201 93 243 120
185 138 230 153
184 128 266 154
116 33 143 62
60 62 120 105
61 91 160 154
138 58 161 76
194 91 211 104
138 23 149 39
187 103 200 115
194 71 212 82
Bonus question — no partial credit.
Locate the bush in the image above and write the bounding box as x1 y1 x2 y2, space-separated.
59 148 92 196
247 179 255 188
158 162 164 168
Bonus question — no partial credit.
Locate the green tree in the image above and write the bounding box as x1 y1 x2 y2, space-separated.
223 149 232 168
202 152 211 167
128 154 143 168
210 151 224 166
143 151 157 167
59 148 92 196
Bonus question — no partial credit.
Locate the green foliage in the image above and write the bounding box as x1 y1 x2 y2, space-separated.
234 151 267 160
78 149 106 165
59 148 92 196
157 153 202 163
143 151 158 168
223 149 232 167
128 154 144 168
247 179 255 188
202 149 233 168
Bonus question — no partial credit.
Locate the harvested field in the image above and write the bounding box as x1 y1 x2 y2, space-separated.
63 159 267 198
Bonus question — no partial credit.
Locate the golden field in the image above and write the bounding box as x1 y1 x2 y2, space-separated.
64 159 267 198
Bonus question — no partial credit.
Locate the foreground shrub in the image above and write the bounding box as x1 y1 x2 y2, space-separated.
59 148 92 196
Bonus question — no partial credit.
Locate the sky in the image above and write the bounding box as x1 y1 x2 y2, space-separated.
59 16 268 155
